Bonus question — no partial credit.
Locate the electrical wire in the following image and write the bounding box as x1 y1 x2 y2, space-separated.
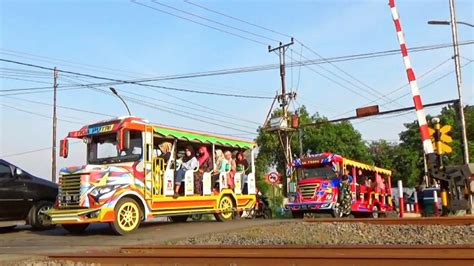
2 41 472 95
330 57 455 119
0 103 83 125
151 0 278 43
0 58 274 99
131 0 268 46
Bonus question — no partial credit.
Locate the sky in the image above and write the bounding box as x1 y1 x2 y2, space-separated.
1 0 473 181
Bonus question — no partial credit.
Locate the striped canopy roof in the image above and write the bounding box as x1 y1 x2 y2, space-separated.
153 126 255 149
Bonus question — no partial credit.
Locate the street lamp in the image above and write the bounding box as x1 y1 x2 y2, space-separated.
109 87 132 116
427 0 471 164
428 20 474 27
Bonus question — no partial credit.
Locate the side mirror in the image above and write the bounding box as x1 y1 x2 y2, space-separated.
60 138 69 158
15 168 24 177
117 129 130 151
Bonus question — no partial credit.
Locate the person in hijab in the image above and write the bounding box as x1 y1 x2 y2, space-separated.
157 142 172 163
211 149 228 192
174 146 198 198
236 151 249 193
224 151 236 189
195 146 212 195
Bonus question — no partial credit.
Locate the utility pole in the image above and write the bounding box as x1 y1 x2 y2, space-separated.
51 67 58 183
268 38 295 197
449 0 469 164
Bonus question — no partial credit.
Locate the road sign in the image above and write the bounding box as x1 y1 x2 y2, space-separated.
437 142 453 153
429 122 453 154
266 172 281 184
440 125 452 135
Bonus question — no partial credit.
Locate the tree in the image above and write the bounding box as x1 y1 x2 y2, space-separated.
394 104 473 187
255 105 372 193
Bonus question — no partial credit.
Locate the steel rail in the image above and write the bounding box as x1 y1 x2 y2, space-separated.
302 216 474 225
49 245 474 265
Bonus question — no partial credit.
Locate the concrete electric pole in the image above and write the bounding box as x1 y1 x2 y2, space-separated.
448 0 470 164
51 67 58 183
267 38 296 196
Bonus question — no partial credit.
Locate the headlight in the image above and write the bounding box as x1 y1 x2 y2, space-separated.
99 186 114 194
90 185 121 197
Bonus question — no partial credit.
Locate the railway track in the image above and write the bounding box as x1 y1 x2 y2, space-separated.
49 245 474 265
303 216 474 225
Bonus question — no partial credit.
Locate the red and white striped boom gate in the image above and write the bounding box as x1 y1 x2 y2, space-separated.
388 0 472 212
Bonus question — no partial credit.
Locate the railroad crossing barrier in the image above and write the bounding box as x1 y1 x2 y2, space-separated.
434 190 439 217
398 180 404 218
414 191 420 213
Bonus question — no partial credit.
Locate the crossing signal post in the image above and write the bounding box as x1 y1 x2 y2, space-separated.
429 117 453 215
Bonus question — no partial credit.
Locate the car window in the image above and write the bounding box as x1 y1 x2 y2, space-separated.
0 163 12 179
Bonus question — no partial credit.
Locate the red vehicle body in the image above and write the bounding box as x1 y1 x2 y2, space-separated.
285 153 394 218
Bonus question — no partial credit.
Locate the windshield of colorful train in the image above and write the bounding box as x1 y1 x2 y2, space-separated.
299 165 337 180
86 130 142 164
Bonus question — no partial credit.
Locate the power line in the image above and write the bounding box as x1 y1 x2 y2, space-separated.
0 141 81 158
131 0 268 46
4 96 116 118
380 60 473 107
151 0 278 43
184 0 293 39
0 49 146 78
58 77 259 134
61 74 262 126
0 58 274 99
297 42 404 108
2 41 472 96
1 103 83 125
178 0 460 110
330 57 456 119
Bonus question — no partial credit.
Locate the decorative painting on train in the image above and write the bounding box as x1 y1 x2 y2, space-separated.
48 116 257 235
285 152 394 218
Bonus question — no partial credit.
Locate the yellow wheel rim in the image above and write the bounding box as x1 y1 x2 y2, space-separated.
117 202 139 232
219 197 233 219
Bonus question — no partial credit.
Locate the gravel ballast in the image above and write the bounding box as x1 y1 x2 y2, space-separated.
174 221 474 245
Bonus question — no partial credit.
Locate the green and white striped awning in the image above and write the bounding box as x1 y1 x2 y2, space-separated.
153 126 255 149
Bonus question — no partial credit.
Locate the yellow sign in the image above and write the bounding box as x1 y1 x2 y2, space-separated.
429 123 453 154
434 142 453 154
440 125 452 134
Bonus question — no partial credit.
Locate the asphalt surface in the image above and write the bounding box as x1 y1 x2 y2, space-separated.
0 218 282 260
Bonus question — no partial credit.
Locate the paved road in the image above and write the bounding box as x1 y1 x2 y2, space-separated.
0 218 282 258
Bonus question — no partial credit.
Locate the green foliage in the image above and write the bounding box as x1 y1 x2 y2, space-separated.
372 104 473 187
255 104 473 193
255 106 372 192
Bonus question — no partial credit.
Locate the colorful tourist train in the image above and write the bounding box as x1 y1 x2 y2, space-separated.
48 116 257 235
285 152 394 218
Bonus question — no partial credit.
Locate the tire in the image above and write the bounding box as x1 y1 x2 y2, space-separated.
371 205 379 219
62 223 89 234
292 211 304 219
263 208 272 219
214 195 235 222
170 215 189 223
30 200 56 231
110 197 142 235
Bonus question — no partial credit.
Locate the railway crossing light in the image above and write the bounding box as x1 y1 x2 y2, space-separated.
429 118 453 154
